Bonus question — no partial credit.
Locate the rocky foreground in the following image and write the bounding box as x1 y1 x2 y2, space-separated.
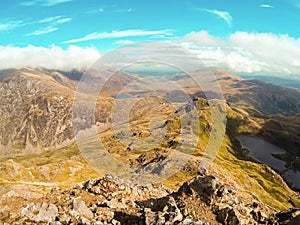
0 174 299 225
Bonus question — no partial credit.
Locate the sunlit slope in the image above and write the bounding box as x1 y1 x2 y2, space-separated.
0 67 299 212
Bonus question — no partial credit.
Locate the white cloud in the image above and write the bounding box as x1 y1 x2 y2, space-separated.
0 16 71 35
63 29 173 44
0 20 24 32
181 30 300 76
0 45 100 70
182 30 224 46
260 4 274 8
21 0 72 7
26 27 58 36
229 32 300 74
184 44 266 74
27 16 71 36
55 17 72 24
39 16 62 23
39 16 72 24
150 33 174 39
115 40 135 45
201 9 232 26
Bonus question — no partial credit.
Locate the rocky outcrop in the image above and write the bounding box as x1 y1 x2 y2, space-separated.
0 69 75 156
0 68 113 156
1 174 298 225
176 175 263 224
18 202 58 223
275 208 300 225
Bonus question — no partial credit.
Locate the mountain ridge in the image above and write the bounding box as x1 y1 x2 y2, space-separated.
0 67 300 225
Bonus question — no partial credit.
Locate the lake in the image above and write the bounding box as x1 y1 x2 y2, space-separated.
238 135 300 190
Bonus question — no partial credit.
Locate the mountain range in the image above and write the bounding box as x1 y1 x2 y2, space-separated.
0 67 299 224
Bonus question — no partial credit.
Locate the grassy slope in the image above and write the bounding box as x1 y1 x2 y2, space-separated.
1 97 299 211
0 144 99 191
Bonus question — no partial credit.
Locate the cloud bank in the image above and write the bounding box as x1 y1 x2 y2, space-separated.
182 31 300 77
1 30 300 76
0 45 100 71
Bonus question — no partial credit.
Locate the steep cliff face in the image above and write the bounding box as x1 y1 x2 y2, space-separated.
0 68 76 156
0 67 137 156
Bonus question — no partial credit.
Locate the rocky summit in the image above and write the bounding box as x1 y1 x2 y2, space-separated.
0 174 299 225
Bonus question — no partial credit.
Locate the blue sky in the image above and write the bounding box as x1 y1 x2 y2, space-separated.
1 0 299 49
1 0 300 76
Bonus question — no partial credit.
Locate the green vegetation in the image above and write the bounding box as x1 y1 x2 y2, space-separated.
1 67 300 213
0 144 99 191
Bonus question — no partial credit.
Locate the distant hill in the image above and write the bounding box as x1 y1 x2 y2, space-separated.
239 74 300 90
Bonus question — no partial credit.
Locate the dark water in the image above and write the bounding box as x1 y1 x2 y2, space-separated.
238 135 300 190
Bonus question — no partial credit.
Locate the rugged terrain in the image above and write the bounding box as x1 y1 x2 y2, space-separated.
0 67 300 224
1 174 300 225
